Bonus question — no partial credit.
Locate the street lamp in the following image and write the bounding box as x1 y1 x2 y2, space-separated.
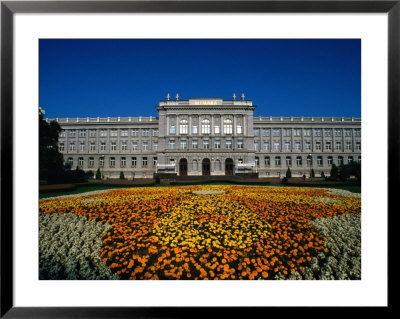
309 153 312 181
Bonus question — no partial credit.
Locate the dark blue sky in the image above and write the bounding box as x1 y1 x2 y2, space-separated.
39 39 361 118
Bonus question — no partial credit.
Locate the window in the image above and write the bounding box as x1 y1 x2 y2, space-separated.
264 156 270 166
203 140 210 149
68 157 74 167
192 140 198 149
169 159 175 165
131 129 139 137
153 157 157 166
356 142 361 151
79 129 86 137
69 130 76 137
89 142 96 151
304 129 311 137
59 143 65 152
142 141 149 151
88 157 94 168
142 129 150 137
237 125 243 134
255 157 260 167
100 129 107 137
345 129 352 137
180 140 187 149
324 129 331 137
121 141 127 151
307 156 312 167
296 156 302 166
325 142 332 150
89 129 97 137
295 141 301 151
169 140 175 149
153 142 158 151
170 125 176 135
237 140 243 149
111 142 117 151
121 157 126 168
355 128 361 137
284 141 291 151
153 129 159 136
317 156 323 166
60 130 66 138
328 156 333 165
223 118 233 134
335 141 342 151
263 141 269 150
286 156 292 167
238 158 243 164
348 156 353 164
226 140 232 149
132 142 138 151
192 125 198 135
121 129 128 137
284 129 291 137
314 129 321 137
346 141 352 150
110 157 115 168
338 156 343 166
293 129 301 137
254 141 259 151
69 143 75 151
214 125 220 134
274 142 280 151
275 156 281 167
215 140 221 149
358 156 361 163
110 129 118 137
334 129 342 137
99 157 104 167
262 128 270 137
305 142 311 150
273 128 280 137
80 142 85 152
131 157 137 167
100 142 106 151
315 142 321 151
179 119 188 134
254 128 260 136
142 157 148 167
202 119 211 134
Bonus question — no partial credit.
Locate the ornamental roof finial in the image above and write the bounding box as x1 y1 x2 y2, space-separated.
176 93 179 100
233 93 236 100
241 93 245 101
167 93 170 100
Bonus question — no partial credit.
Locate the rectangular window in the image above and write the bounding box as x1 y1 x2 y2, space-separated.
275 157 281 167
180 140 187 149
284 141 291 151
78 157 84 167
110 157 115 168
214 126 220 134
79 129 86 137
345 129 352 137
237 140 243 149
284 129 291 137
89 129 96 137
295 141 301 151
304 129 311 137
131 157 137 167
153 157 157 166
192 125 198 135
121 141 127 151
348 156 353 164
262 128 270 137
286 157 292 167
324 129 331 137
110 129 118 137
293 129 301 137
274 142 280 151
317 157 323 166
263 141 269 150
305 142 311 150
254 128 260 136
170 125 176 135
69 130 76 137
355 128 361 137
60 130 66 138
334 129 342 137
153 142 158 150
226 140 232 149
236 125 243 134
335 141 342 150
80 143 85 151
142 141 149 151
254 141 259 151
142 129 150 137
203 140 210 149
59 143 65 152
356 142 361 151
273 128 280 137
111 142 117 151
121 129 128 137
314 129 321 137
169 140 175 149
69 143 75 151
100 129 107 137
315 142 321 150
88 157 94 168
192 140 198 149
215 140 221 149
328 157 333 165
346 141 352 150
100 142 106 151
131 129 139 137
131 142 138 151
68 157 74 167
142 157 148 167
121 157 126 168
325 142 331 150
264 156 270 166
153 129 159 136
99 157 104 167
338 156 343 166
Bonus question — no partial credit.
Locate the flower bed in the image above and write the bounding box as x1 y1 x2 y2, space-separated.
39 185 361 280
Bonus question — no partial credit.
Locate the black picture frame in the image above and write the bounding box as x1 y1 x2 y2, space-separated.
1 1 395 317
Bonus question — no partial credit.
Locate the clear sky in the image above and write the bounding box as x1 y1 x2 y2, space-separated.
39 39 361 119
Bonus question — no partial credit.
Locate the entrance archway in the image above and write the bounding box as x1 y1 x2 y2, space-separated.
179 158 188 176
225 158 234 176
202 158 210 176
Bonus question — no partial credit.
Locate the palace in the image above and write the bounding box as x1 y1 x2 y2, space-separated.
50 95 361 179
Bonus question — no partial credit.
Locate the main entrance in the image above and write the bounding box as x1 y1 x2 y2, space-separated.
225 158 234 176
202 158 210 176
179 158 188 176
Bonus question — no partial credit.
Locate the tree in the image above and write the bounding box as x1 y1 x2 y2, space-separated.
285 167 292 178
120 171 125 180
39 108 65 184
311 168 315 178
330 164 339 180
96 168 102 180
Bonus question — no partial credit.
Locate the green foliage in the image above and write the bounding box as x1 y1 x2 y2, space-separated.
281 177 288 184
286 167 292 178
120 171 125 180
311 168 315 178
96 168 102 180
330 164 339 180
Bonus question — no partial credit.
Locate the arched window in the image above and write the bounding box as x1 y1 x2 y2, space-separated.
201 119 210 134
223 118 233 134
179 119 188 134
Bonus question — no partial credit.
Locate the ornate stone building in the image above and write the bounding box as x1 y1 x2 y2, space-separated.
51 95 361 179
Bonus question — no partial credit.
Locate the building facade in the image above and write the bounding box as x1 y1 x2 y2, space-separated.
51 96 361 179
